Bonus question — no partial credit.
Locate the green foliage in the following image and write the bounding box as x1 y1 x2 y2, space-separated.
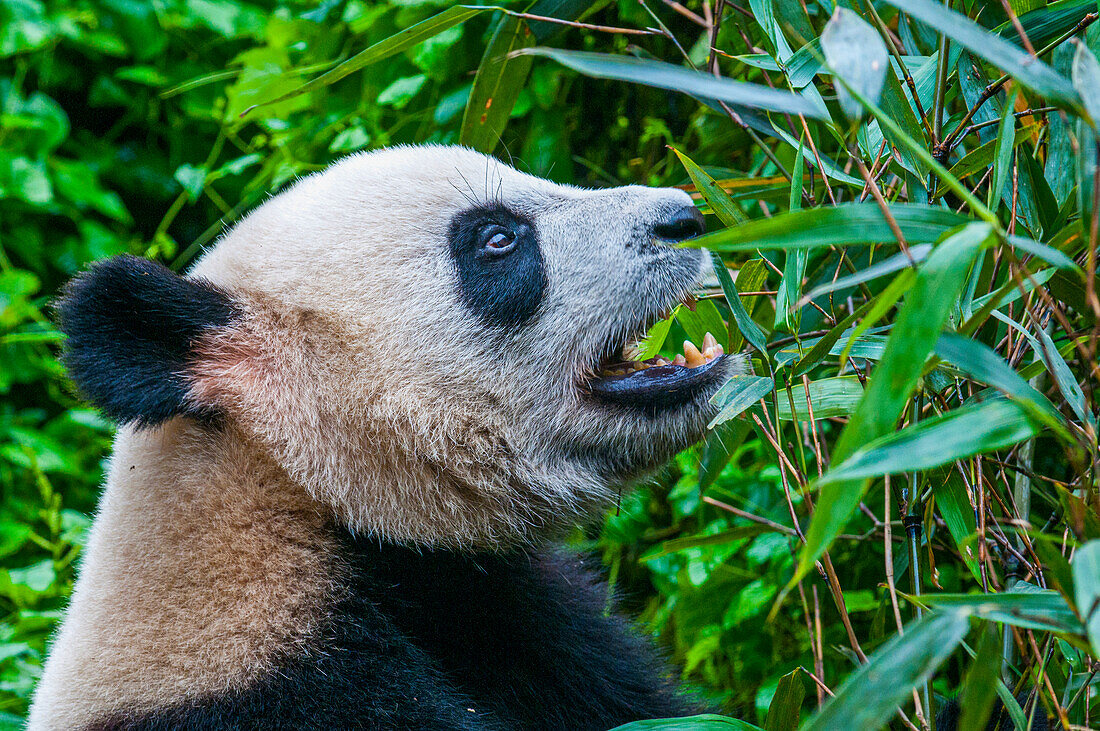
2 0 1100 728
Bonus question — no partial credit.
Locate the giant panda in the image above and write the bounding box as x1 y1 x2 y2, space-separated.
29 145 736 730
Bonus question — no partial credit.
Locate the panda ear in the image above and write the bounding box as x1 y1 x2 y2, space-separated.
57 255 240 427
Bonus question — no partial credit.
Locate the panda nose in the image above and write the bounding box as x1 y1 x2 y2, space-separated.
651 205 706 242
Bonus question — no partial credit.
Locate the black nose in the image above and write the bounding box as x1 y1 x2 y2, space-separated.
652 205 706 242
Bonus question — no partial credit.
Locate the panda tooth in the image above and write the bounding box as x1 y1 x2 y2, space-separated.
704 343 725 361
672 354 686 366
702 332 718 352
683 341 706 368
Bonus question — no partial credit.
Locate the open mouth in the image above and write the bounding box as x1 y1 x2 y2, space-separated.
585 328 728 410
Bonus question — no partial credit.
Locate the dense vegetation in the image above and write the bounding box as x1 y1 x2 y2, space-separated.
1 0 1098 728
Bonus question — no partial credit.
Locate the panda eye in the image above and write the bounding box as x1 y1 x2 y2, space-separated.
480 226 517 256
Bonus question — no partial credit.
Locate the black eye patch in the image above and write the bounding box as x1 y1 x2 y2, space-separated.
447 203 547 328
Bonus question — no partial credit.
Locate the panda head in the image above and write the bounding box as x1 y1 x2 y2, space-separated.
59 146 741 548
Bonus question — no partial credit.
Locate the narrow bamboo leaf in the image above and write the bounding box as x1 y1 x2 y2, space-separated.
774 377 864 421
801 244 931 302
612 714 763 730
1071 541 1100 656
959 624 1004 731
1033 324 1091 426
642 525 776 560
709 376 775 428
1072 39 1100 128
877 0 1082 109
794 223 991 586
749 0 793 63
822 8 888 120
836 268 912 367
932 469 982 583
242 6 490 114
674 150 747 226
1031 536 1075 599
920 589 1084 633
995 0 1095 49
770 124 863 185
684 203 970 252
873 61 931 177
639 316 674 360
460 15 534 153
524 0 595 41
1078 121 1098 235
934 332 1063 424
775 143 807 332
818 398 1043 485
966 267 1056 317
937 124 1038 195
765 668 806 731
803 608 970 731
521 49 829 118
677 299 728 350
1006 233 1080 269
711 253 768 354
990 87 1019 208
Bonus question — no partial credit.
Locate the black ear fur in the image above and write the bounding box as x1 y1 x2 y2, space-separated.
57 255 239 427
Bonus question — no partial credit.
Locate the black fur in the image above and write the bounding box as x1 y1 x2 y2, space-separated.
448 203 547 328
93 534 699 730
56 255 238 427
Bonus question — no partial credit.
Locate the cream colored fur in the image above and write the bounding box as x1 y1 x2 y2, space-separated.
31 146 728 728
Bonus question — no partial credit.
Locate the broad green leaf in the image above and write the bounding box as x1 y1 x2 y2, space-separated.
612 715 763 730
1072 39 1100 128
711 253 768 354
959 624 1004 731
877 0 1082 110
995 0 1096 49
460 15 534 153
794 223 991 586
639 316 675 360
685 203 970 252
677 299 728 350
803 608 970 730
674 150 747 226
1078 121 1098 235
521 49 829 119
765 668 806 731
709 376 775 428
801 244 931 303
241 6 491 115
788 297 883 376
821 8 888 120
920 589 1084 633
774 377 864 421
1072 540 1100 656
817 398 1042 485
775 143 807 332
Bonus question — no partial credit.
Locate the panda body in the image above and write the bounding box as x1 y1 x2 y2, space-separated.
30 146 735 729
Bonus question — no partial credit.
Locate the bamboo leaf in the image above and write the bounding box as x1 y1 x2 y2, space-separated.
765 668 807 731
520 49 829 119
709 376 775 428
642 525 776 560
241 6 491 115
803 608 970 731
920 589 1084 633
877 0 1082 109
612 715 763 730
801 244 931 302
684 203 970 252
460 15 534 153
674 149 747 226
711 253 768 354
821 8 888 120
959 624 1004 731
774 377 864 421
1072 39 1100 128
989 87 1019 208
1072 540 1100 656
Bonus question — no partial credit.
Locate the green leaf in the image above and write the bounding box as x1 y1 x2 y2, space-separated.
803 607 970 731
520 49 829 119
1072 39 1100 128
612 714 763 730
1072 540 1100 656
460 15 534 153
920 589 1084 633
775 143 807 333
821 8 888 120
674 150 747 226
877 0 1082 110
932 469 982 583
684 203 970 252
765 668 806 731
959 624 1004 731
241 6 491 115
642 525 776 560
989 87 1019 208
711 253 768 354
793 223 991 586
774 377 864 421
818 398 1043 484
709 376 775 427
801 243 931 303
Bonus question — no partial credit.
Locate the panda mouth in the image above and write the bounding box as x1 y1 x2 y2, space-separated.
584 329 728 410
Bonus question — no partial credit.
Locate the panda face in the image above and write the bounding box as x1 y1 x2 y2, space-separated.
62 146 738 548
